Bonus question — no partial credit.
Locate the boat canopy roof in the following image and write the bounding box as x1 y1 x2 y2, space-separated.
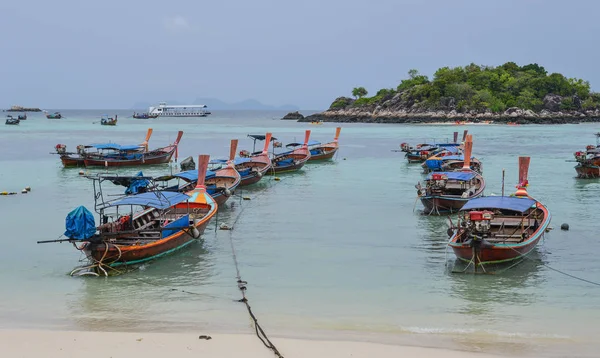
91 143 143 151
286 140 321 148
173 169 216 182
248 134 277 141
104 191 190 210
460 196 536 213
438 143 460 147
426 171 476 181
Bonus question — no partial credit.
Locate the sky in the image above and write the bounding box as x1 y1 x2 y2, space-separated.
1 0 599 110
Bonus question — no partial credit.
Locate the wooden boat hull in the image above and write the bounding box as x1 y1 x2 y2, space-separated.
449 205 551 265
406 153 425 163
308 140 339 162
61 155 85 167
271 148 310 174
271 160 306 173
206 165 241 205
238 153 272 186
420 196 472 214
239 172 263 186
85 216 213 267
308 148 337 161
82 147 175 167
575 164 600 178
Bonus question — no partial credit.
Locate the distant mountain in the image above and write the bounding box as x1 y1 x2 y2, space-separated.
131 98 299 111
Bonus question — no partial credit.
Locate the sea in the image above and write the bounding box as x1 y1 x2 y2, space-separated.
0 110 599 357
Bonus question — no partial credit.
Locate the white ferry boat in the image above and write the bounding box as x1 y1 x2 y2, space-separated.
148 102 211 117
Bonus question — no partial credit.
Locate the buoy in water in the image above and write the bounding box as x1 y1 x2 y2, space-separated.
79 171 85 176
21 189 27 194
219 223 232 230
561 223 569 231
243 197 251 200
274 177 281 181
25 186 31 192
343 158 347 160
0 191 7 195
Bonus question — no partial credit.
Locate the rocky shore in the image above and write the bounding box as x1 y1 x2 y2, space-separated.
299 94 600 124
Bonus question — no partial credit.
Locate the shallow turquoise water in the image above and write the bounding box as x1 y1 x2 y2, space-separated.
1 110 599 357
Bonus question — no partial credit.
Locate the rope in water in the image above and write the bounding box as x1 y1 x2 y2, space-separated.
449 231 600 287
223 176 285 358
505 242 600 287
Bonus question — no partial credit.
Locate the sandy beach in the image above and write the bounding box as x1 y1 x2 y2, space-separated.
0 330 515 358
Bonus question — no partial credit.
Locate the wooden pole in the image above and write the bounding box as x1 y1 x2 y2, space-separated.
501 168 505 196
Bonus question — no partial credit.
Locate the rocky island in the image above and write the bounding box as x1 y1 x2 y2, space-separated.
300 62 600 124
5 105 42 112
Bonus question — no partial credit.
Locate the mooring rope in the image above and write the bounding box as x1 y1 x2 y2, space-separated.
223 176 285 358
504 243 600 287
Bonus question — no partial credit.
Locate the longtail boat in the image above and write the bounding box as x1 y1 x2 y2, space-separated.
574 133 600 178
401 143 439 163
233 132 274 186
55 128 154 167
83 131 182 167
307 127 342 161
5 115 19 125
43 155 218 274
270 130 312 174
416 135 485 214
17 113 27 120
447 157 551 271
401 130 466 163
100 114 118 126
45 111 62 119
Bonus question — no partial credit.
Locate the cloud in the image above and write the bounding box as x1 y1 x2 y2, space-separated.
163 16 190 33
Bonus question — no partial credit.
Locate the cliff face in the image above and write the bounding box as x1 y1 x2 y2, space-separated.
301 94 600 124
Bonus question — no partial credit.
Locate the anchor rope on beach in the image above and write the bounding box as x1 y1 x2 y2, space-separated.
222 177 285 358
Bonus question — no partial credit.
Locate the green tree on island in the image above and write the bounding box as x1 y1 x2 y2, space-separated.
332 62 600 113
352 87 368 99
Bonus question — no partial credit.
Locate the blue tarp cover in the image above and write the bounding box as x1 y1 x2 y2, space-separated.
173 170 216 182
425 159 443 169
106 191 190 210
276 158 294 166
64 206 96 240
125 171 150 195
162 214 189 238
427 171 476 181
461 196 536 213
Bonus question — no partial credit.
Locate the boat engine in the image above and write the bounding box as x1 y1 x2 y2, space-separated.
55 144 67 154
586 145 596 152
273 141 282 148
419 150 430 160
400 142 410 151
76 145 86 155
574 151 587 162
429 173 448 189
467 210 494 236
239 150 250 158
